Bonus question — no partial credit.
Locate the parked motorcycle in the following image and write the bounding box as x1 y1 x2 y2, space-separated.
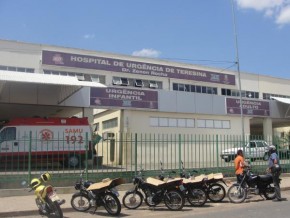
26 172 65 218
179 161 208 206
122 168 185 211
71 169 123 216
158 161 207 207
180 161 227 203
228 165 277 203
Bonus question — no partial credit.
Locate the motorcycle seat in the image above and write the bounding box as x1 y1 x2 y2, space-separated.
182 176 204 184
259 174 272 182
87 178 124 191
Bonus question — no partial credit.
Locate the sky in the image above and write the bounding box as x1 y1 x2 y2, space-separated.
0 0 290 79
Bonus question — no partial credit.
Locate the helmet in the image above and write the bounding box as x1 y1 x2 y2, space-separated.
30 178 41 189
268 145 276 151
41 172 51 182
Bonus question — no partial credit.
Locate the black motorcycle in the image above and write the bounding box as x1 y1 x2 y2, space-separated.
122 169 185 211
228 166 277 203
71 169 123 216
180 161 227 203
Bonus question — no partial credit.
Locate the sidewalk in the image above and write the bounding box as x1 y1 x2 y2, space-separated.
0 176 289 217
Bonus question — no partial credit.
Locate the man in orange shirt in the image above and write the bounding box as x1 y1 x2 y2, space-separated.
234 149 245 183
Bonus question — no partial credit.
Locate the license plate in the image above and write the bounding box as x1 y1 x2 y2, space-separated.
48 191 60 202
223 156 228 158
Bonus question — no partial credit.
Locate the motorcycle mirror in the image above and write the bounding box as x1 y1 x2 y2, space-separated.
21 180 28 187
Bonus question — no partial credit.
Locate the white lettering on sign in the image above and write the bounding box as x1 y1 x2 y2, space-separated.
176 69 206 77
70 56 111 65
65 129 84 134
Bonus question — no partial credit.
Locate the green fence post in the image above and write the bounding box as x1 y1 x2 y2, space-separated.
28 131 32 182
135 133 138 176
179 134 181 172
216 135 219 168
85 132 88 180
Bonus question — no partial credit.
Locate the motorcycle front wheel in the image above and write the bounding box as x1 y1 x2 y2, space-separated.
46 198 63 218
207 183 226 202
187 188 207 206
103 192 121 216
70 192 91 212
122 190 143 209
164 190 184 211
227 185 247 203
263 184 276 200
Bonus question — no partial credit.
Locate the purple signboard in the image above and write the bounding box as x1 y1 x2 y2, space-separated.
226 98 270 117
42 50 235 85
90 87 158 109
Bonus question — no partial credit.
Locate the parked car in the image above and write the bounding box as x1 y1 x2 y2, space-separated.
220 140 269 162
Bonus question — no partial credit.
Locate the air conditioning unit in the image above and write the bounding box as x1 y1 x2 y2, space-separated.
113 78 122 85
149 81 158 89
76 74 85 81
135 79 143 87
102 132 115 140
120 78 129 86
113 78 129 86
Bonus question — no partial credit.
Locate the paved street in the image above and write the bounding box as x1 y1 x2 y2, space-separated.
1 174 290 218
1 191 289 218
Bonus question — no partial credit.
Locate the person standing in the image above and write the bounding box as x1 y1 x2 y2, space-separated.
267 145 282 201
234 149 245 183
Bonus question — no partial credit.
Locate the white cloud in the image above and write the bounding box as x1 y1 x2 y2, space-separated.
132 48 161 58
236 0 284 11
276 5 290 24
83 34 95 39
236 0 290 25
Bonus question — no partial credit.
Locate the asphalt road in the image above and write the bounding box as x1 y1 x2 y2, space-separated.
6 191 289 218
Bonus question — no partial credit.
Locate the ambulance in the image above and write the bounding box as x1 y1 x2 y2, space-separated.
0 117 94 167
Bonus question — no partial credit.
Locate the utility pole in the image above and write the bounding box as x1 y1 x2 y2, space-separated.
231 0 245 146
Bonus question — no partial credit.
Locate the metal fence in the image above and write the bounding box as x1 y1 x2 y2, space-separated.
1 132 289 189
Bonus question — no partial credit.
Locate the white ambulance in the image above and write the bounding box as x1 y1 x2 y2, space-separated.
0 117 94 167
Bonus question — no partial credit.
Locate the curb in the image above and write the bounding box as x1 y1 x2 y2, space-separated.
0 183 134 197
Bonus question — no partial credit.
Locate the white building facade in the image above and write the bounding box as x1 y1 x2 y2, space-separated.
0 39 290 144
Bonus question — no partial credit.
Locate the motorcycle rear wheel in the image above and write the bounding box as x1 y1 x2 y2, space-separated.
70 192 91 212
122 190 143 209
263 184 276 200
187 188 207 206
46 198 63 218
103 192 121 216
227 185 247 203
164 190 184 211
207 183 226 202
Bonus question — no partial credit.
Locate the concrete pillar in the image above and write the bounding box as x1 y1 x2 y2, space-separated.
82 107 94 130
263 118 273 143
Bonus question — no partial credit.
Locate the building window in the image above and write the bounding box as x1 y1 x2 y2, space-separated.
173 83 217 95
135 79 143 87
197 119 231 129
150 117 195 128
103 118 118 130
94 123 100 131
149 81 158 89
263 93 290 100
150 117 159 127
169 118 177 127
0 65 34 73
222 88 259 99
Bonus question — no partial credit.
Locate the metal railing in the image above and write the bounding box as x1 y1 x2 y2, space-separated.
0 132 289 188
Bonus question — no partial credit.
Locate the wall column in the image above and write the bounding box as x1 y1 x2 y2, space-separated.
263 118 273 142
82 107 94 130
